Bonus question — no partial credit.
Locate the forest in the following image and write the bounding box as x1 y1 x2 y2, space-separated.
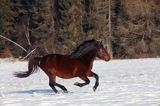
0 0 160 59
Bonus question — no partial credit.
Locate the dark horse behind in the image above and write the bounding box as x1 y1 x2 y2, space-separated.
14 39 110 93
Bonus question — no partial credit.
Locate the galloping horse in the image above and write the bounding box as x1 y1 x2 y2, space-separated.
14 39 110 93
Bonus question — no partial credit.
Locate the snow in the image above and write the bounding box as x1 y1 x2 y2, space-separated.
0 58 160 106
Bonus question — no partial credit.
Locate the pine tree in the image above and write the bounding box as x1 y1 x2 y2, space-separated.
55 0 72 28
1 0 17 37
0 0 16 54
29 0 55 54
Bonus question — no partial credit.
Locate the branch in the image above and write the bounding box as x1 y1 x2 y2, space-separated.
0 35 28 53
25 32 31 46
21 48 37 60
26 18 31 46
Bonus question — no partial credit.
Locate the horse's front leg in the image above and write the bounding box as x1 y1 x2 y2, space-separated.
88 71 99 91
92 72 99 91
74 76 90 87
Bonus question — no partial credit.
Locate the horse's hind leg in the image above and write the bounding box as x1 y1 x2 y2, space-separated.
54 82 68 93
74 76 90 87
49 78 58 93
49 78 68 93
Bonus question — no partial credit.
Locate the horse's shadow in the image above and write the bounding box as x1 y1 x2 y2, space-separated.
10 89 55 95
9 89 87 95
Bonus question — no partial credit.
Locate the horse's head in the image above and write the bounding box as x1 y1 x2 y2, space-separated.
96 41 110 61
71 39 111 61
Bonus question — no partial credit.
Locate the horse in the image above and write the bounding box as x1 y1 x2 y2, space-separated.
14 39 110 93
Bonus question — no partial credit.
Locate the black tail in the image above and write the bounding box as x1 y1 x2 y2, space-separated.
14 57 41 78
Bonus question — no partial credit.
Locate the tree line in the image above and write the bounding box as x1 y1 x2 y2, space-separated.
0 0 160 59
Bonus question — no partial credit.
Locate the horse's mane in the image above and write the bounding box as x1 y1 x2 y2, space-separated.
70 39 98 58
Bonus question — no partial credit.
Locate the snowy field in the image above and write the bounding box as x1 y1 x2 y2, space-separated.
0 58 160 106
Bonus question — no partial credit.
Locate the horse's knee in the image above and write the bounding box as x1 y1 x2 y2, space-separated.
49 78 56 86
94 73 99 80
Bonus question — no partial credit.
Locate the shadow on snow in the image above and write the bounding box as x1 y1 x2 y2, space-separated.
10 89 54 95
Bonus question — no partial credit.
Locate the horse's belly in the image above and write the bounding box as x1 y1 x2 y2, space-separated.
56 72 76 79
55 60 84 79
55 68 76 79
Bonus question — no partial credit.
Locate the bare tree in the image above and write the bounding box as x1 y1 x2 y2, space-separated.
107 0 113 58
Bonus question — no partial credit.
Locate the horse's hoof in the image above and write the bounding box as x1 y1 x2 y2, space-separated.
55 91 59 94
74 82 80 86
74 82 78 85
93 87 97 92
64 90 68 93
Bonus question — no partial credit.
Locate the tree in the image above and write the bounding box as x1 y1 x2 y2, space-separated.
0 0 17 55
28 0 55 54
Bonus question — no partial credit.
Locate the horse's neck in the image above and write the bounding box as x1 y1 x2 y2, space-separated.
81 49 97 64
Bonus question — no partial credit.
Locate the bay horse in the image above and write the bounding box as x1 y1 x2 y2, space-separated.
14 39 110 93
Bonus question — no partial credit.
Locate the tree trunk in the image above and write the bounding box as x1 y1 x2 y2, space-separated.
108 0 113 58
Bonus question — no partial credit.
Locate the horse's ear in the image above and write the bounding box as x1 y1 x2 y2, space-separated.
96 40 102 48
98 41 102 46
95 40 99 46
96 39 101 44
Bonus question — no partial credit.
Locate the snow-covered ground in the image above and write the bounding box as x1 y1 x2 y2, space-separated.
0 58 160 106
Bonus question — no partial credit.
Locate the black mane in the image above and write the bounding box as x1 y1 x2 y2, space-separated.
70 39 98 58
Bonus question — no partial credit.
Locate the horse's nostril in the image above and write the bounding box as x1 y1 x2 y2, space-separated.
104 55 110 61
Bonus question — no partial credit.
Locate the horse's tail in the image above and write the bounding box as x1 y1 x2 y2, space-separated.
14 57 42 78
